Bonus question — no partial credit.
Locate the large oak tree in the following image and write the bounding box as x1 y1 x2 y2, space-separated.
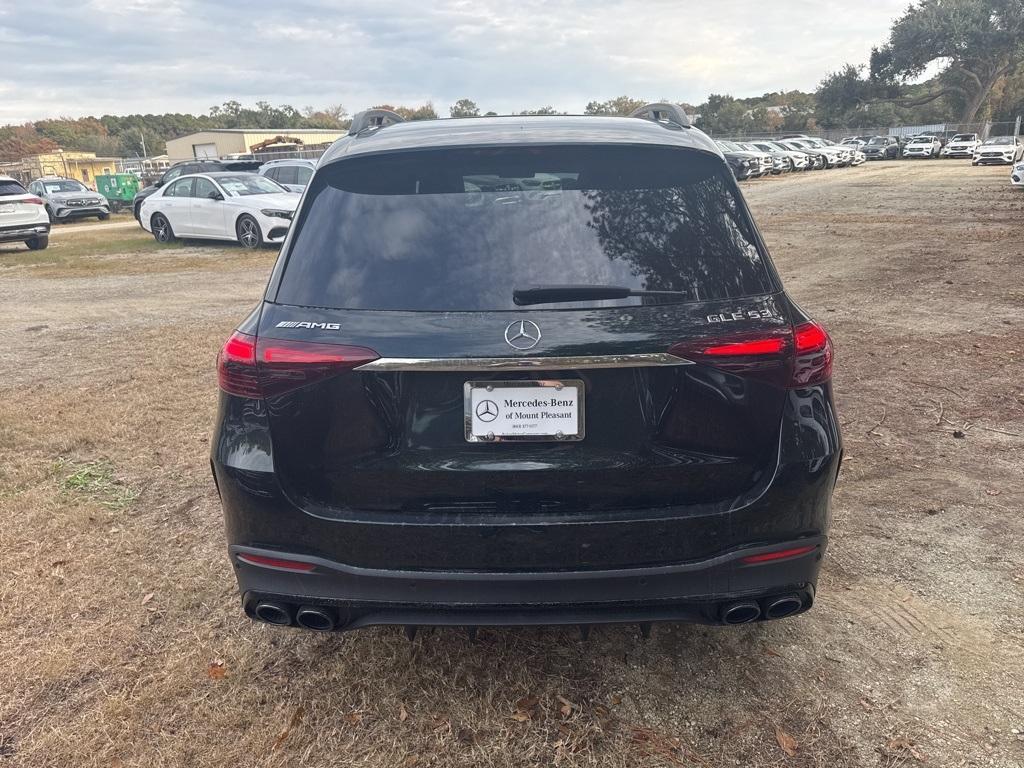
870 0 1024 122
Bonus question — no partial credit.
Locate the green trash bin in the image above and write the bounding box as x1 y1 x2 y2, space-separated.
96 173 141 213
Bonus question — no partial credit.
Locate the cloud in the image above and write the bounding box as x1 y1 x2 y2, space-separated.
0 0 907 123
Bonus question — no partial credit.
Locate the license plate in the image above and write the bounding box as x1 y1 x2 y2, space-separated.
0 204 14 213
465 380 584 442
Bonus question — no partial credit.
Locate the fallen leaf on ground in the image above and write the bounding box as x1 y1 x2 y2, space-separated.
272 706 305 750
343 711 363 725
556 695 575 718
887 737 927 762
206 660 227 680
399 703 409 722
141 592 154 605
513 695 539 721
775 725 798 757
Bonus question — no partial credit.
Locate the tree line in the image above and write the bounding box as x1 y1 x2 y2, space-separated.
2 0 1021 163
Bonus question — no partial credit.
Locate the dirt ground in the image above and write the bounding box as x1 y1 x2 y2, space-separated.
1 161 1022 768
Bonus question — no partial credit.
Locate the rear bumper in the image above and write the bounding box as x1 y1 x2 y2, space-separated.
235 539 822 630
0 222 50 242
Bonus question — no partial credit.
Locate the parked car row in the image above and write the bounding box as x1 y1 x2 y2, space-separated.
717 134 865 180
843 132 1024 163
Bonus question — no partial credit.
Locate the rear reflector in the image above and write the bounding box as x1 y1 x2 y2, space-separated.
217 331 379 398
741 544 817 564
236 553 316 572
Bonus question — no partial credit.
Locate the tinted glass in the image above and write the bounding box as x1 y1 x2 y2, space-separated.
0 180 27 196
276 146 775 311
193 177 217 198
166 178 194 197
295 166 313 185
162 167 183 184
275 166 298 186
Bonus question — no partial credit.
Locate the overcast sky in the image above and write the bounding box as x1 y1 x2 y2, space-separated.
0 0 910 124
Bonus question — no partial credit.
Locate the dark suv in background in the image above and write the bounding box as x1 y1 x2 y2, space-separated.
862 136 901 160
132 158 261 221
212 105 841 635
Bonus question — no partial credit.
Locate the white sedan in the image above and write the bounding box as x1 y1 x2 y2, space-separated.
139 172 299 249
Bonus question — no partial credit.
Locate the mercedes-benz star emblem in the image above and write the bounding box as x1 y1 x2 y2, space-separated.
475 399 499 422
504 319 542 351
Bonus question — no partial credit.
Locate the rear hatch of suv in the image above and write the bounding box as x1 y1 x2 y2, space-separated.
250 144 802 526
0 178 43 228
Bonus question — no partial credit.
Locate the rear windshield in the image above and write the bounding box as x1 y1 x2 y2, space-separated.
0 180 27 196
275 145 775 311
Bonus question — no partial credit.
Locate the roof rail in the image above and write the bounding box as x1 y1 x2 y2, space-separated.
348 109 405 136
628 102 691 129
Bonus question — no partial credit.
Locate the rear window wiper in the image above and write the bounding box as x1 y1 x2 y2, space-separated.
513 284 690 306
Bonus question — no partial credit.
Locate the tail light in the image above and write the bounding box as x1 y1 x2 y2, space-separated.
24 196 45 205
218 331 259 397
217 331 379 398
791 321 833 386
669 320 832 388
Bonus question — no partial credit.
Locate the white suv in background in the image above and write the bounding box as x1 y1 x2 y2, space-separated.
0 175 51 250
903 136 942 158
258 159 316 193
28 177 110 222
940 133 980 158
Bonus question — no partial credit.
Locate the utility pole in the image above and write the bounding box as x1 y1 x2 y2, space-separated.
139 128 148 159
1015 115 1021 137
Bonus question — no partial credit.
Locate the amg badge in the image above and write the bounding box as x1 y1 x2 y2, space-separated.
276 321 341 330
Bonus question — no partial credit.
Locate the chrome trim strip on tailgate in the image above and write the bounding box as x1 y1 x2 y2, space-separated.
355 353 694 372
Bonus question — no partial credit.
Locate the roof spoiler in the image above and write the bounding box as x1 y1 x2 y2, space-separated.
348 109 405 136
628 102 691 129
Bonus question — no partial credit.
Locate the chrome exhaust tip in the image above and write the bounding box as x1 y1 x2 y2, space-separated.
764 594 804 620
254 601 292 625
295 605 336 632
721 601 762 624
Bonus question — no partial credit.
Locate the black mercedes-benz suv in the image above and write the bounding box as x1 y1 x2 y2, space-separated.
212 104 841 634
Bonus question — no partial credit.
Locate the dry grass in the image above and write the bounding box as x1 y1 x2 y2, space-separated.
1 163 1022 768
0 223 245 275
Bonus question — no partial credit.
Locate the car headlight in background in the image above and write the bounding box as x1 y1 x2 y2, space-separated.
261 209 294 219
1015 164 1024 171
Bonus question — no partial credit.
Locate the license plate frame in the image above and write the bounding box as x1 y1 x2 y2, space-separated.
464 379 585 443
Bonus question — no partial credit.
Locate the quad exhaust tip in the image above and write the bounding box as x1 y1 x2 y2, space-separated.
296 605 337 631
764 594 804 620
254 601 292 626
721 601 761 624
